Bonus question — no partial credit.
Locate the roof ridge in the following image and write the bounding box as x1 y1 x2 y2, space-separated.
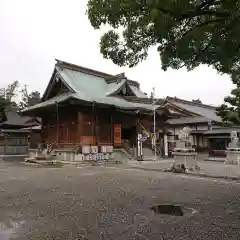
55 59 112 78
174 116 207 119
166 96 216 109
55 59 140 88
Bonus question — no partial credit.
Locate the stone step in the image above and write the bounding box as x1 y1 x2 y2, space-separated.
25 157 61 165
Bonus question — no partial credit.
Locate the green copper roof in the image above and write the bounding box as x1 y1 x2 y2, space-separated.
106 79 127 96
22 61 160 114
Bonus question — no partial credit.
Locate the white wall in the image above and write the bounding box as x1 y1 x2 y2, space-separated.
196 125 208 131
167 124 209 148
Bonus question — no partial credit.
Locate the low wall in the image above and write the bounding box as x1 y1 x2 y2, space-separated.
0 155 27 161
0 145 28 156
225 150 240 164
0 146 4 155
4 146 28 155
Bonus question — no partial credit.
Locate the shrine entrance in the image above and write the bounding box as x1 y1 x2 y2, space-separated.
121 126 136 147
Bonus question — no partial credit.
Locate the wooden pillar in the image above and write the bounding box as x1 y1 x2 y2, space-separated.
77 112 82 144
110 114 113 145
96 114 99 145
91 103 95 140
56 103 59 147
66 122 69 144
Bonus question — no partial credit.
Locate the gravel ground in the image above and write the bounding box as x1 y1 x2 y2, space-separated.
0 161 240 239
129 159 240 179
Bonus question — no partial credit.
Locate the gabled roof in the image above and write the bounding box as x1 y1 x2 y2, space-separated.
106 79 128 96
166 96 222 123
164 102 197 117
0 108 40 128
0 106 7 123
129 85 148 98
167 116 213 125
204 126 240 135
22 60 165 114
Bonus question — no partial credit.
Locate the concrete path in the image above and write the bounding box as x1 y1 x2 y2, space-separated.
127 158 240 180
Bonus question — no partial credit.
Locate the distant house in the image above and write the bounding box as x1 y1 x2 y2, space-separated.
164 97 222 151
0 107 41 160
0 106 40 129
163 97 240 157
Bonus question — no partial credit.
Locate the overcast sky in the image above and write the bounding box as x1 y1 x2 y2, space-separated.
0 0 233 105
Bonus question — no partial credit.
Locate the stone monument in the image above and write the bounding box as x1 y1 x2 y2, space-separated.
171 127 199 172
225 131 240 164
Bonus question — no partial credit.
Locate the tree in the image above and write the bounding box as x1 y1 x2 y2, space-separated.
0 81 19 107
87 0 240 81
150 91 154 101
0 96 9 108
5 80 19 102
19 85 41 110
216 83 240 124
150 87 156 103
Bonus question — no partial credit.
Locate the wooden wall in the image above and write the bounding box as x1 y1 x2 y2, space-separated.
41 105 116 147
40 104 166 148
41 106 78 147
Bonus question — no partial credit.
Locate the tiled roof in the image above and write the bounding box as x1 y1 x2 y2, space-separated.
22 60 163 114
0 129 31 133
22 125 41 131
0 108 39 128
129 85 148 98
55 59 140 88
106 79 127 96
166 116 212 125
204 127 240 135
166 96 222 122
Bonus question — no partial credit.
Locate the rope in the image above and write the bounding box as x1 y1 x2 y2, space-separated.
136 120 154 138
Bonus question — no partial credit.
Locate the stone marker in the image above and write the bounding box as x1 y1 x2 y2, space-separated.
170 127 199 173
225 131 240 164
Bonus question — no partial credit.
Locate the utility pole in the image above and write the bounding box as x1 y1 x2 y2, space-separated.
152 87 157 162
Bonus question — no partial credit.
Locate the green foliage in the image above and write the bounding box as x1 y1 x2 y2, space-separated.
0 81 19 107
87 0 240 80
0 82 40 110
19 85 41 110
216 81 240 124
0 96 11 107
150 91 154 101
5 80 19 102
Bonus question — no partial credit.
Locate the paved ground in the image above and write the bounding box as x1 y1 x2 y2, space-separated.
128 158 240 179
1 161 240 239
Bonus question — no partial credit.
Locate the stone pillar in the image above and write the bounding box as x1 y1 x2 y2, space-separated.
137 133 143 160
135 120 142 161
164 134 168 157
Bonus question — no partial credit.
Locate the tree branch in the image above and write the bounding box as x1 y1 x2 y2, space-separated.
197 0 221 10
179 40 212 69
180 18 224 39
156 5 229 20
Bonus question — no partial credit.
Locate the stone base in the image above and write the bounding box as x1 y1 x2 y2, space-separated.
172 152 198 171
28 145 116 164
225 150 240 164
0 155 27 161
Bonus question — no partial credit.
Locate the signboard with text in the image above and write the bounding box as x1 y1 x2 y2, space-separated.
114 124 121 147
